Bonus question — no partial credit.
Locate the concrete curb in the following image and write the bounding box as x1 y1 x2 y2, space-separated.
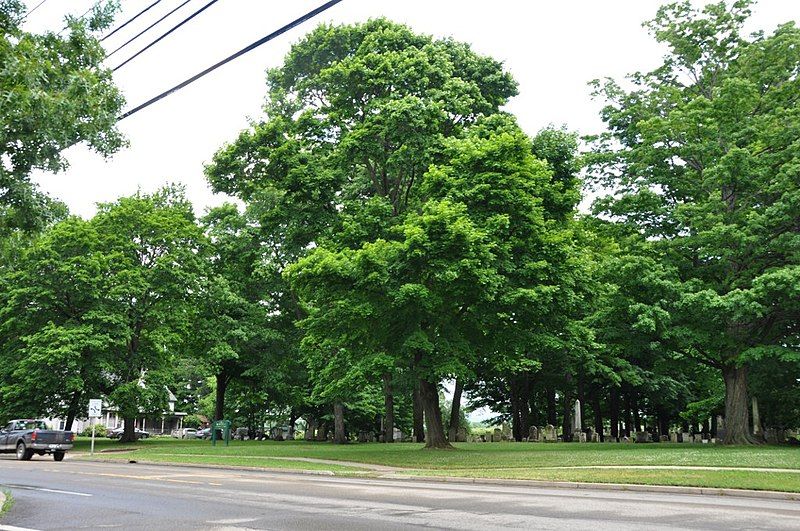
381 474 800 502
75 457 800 502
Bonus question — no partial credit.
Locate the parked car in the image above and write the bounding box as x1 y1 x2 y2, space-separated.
107 427 150 440
171 428 198 439
0 419 74 461
196 427 211 439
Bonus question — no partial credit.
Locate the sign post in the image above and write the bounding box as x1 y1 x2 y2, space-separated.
88 399 102 456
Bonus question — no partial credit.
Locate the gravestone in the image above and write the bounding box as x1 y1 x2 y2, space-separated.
659 435 669 443
358 431 369 443
622 436 632 443
543 424 557 442
578 432 587 443
591 432 600 443
456 427 467 443
670 432 678 443
493 428 502 442
681 432 690 443
572 399 582 441
528 426 539 442
635 431 651 443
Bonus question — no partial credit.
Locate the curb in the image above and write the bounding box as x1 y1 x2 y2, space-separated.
381 474 800 502
75 457 800 502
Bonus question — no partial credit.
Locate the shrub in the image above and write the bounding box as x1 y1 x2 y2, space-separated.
80 424 108 437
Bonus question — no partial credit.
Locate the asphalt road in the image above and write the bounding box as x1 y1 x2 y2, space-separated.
1 456 800 530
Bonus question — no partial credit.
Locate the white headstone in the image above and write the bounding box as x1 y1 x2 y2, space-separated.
572 399 582 433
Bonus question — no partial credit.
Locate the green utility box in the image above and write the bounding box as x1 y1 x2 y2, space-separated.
211 419 232 446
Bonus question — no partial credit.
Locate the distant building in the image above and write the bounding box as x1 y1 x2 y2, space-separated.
48 388 187 434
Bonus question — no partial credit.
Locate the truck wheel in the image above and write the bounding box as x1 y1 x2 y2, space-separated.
16 441 33 461
53 451 65 462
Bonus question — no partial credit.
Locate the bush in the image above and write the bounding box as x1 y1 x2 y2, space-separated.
80 424 108 437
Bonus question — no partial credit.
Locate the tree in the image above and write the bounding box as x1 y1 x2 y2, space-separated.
206 19 519 446
588 0 800 443
92 188 205 442
0 217 113 427
0 1 125 230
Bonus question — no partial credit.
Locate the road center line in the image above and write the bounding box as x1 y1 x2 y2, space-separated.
4 485 92 497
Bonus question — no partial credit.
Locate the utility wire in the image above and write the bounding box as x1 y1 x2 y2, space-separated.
105 0 193 59
112 0 219 72
21 0 49 21
101 0 163 42
118 0 343 121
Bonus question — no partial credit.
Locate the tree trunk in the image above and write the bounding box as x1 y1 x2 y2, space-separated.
561 391 572 441
119 416 136 443
448 378 463 442
413 381 425 443
722 365 759 444
631 395 640 433
546 386 557 426
623 393 633 437
304 417 316 441
592 393 603 440
333 402 347 444
383 374 394 443
519 377 531 441
64 389 82 431
215 373 229 421
316 421 327 441
510 379 522 442
610 388 619 440
288 411 297 440
419 379 452 449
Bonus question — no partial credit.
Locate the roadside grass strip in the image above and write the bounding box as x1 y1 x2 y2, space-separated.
401 467 800 493
71 438 800 491
0 488 13 518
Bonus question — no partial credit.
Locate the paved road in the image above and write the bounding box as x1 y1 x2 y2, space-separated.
1 456 799 530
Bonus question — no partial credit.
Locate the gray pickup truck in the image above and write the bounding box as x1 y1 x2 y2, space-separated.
0 419 74 461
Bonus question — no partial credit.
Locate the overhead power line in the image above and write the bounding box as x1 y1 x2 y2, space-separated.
118 0 344 121
105 0 193 59
112 0 219 72
101 0 163 42
21 0 49 21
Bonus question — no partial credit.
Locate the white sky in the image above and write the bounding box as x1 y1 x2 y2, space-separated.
24 0 799 219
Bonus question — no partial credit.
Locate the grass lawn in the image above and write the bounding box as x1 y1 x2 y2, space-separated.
72 438 800 492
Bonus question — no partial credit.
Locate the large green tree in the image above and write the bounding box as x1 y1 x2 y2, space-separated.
206 19 519 446
588 0 800 443
92 188 205 442
0 217 113 427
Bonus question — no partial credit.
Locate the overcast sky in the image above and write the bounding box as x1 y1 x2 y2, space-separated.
24 0 799 219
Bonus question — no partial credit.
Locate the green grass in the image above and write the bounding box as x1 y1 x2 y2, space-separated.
404 468 800 493
71 437 800 491
0 487 13 519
